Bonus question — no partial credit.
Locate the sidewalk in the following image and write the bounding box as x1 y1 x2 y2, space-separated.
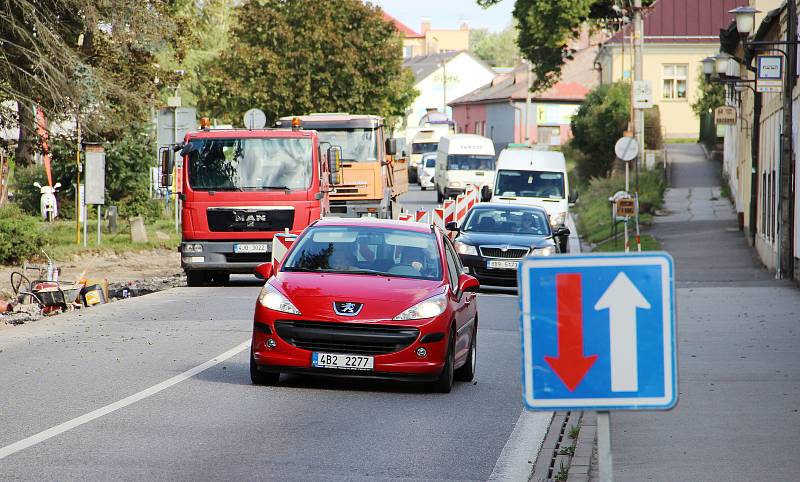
603 144 800 481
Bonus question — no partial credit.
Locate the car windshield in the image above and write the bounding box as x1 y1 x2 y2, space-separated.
282 226 443 280
495 169 565 199
187 137 312 191
315 128 378 162
462 207 551 236
412 142 438 154
446 154 495 171
425 157 436 168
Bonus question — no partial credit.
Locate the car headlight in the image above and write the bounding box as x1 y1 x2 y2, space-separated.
393 293 447 321
454 241 477 256
549 212 567 227
532 246 556 257
258 283 301 315
448 181 462 188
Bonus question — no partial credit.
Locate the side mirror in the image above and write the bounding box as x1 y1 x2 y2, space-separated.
554 227 571 237
160 148 174 188
445 221 459 232
568 189 578 204
53 182 61 189
33 182 42 189
327 146 342 185
385 138 398 156
481 185 492 202
458 273 480 293
254 262 274 280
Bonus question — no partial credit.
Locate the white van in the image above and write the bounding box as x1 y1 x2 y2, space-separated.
407 127 447 183
490 146 570 231
435 134 496 202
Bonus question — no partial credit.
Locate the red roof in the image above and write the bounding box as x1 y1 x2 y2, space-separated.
607 0 741 44
382 12 423 38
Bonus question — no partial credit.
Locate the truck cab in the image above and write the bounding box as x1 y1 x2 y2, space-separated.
169 127 331 286
277 113 408 218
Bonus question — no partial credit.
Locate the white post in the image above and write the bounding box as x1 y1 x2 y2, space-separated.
597 411 614 482
625 162 630 252
83 203 88 248
525 59 532 145
97 205 101 245
633 0 645 190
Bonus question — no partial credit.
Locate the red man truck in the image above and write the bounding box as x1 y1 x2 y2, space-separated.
160 120 337 286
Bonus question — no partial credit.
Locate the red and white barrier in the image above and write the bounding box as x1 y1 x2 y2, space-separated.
397 184 486 229
414 210 429 223
432 207 445 229
398 213 414 221
271 233 297 270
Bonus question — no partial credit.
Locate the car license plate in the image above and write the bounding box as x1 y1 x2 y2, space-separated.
234 243 270 253
312 352 374 371
487 260 519 270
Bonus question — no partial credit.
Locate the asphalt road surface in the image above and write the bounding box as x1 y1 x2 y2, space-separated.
0 187 540 481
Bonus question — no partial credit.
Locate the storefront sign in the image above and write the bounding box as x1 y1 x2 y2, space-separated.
714 106 737 126
757 55 783 93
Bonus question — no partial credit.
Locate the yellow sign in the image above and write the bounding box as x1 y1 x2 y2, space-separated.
615 198 636 217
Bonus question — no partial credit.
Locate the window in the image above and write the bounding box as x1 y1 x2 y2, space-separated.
537 126 561 146
443 238 461 292
403 46 414 59
662 64 688 99
495 169 565 199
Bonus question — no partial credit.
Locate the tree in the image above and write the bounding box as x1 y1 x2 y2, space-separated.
477 0 655 92
570 82 631 179
691 72 726 116
470 24 521 67
194 0 417 127
0 0 168 165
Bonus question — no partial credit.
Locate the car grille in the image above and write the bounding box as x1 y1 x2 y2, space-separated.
479 246 529 259
274 320 420 355
207 208 294 232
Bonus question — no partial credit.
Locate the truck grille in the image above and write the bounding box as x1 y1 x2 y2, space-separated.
479 246 529 259
207 208 293 232
274 320 419 355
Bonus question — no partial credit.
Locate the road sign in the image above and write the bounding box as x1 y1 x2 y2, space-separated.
757 55 783 93
614 136 639 162
157 107 197 146
714 106 737 126
633 80 653 109
243 108 267 129
615 198 635 217
519 253 677 410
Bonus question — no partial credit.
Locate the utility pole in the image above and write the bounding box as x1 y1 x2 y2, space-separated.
633 0 645 191
442 61 447 115
780 0 797 279
525 59 532 145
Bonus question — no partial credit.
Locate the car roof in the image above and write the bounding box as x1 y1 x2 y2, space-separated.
468 203 549 215
496 148 566 171
314 217 434 234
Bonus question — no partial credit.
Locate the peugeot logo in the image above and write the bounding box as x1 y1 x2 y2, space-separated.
333 301 364 316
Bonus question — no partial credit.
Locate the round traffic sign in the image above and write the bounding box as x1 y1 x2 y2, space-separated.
243 108 266 129
614 136 639 162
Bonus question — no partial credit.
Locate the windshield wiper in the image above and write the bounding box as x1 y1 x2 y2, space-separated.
283 267 388 276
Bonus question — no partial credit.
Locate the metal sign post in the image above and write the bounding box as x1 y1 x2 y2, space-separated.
519 253 678 481
614 136 638 253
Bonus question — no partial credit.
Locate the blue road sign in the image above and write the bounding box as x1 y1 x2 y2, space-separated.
518 253 677 411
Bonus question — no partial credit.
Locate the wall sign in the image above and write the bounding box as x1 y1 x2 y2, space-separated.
757 55 783 93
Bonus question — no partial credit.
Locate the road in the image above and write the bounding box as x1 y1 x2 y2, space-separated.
0 186 548 481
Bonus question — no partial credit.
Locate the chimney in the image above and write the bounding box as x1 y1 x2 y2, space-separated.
460 20 469 31
421 17 431 34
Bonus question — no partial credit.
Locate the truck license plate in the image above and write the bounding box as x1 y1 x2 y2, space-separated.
312 352 374 371
234 243 270 253
487 260 519 270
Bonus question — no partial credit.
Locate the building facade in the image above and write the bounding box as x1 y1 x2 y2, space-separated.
382 13 470 59
595 0 741 138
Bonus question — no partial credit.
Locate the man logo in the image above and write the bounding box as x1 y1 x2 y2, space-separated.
234 212 267 227
333 301 364 316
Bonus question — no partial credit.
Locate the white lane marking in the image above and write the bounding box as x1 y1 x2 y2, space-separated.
488 410 553 481
0 339 251 461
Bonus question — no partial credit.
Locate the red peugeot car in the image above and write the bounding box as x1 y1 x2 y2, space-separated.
250 218 480 393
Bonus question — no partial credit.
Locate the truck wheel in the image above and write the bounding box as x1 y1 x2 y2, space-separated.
186 270 209 287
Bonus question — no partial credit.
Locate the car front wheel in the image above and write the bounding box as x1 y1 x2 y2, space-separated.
250 349 280 386
426 331 454 393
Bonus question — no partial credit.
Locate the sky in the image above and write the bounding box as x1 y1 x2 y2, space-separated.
368 0 515 33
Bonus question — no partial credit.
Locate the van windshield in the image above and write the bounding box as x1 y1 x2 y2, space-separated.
446 154 495 171
412 142 438 154
495 170 565 199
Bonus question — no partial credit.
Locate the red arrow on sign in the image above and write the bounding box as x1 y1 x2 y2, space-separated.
544 273 598 391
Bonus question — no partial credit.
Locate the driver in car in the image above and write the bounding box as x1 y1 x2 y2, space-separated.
328 243 358 270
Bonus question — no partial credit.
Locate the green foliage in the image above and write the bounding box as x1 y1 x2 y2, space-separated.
194 0 417 127
570 82 631 180
469 24 521 67
691 71 726 116
477 0 654 92
117 190 164 223
104 125 156 202
0 205 48 264
8 164 47 216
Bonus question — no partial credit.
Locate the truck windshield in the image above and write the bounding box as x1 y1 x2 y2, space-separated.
186 137 312 191
495 170 565 199
446 154 495 171
315 129 378 162
412 142 438 154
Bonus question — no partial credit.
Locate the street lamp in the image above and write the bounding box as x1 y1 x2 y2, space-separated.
702 56 716 77
715 52 733 76
730 6 760 38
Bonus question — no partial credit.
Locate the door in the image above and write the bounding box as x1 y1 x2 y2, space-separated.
443 237 475 365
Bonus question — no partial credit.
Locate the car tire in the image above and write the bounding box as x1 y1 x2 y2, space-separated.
250 349 280 386
186 270 209 287
426 330 454 393
455 322 477 382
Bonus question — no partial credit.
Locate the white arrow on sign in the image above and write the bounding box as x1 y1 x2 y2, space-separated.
594 272 651 392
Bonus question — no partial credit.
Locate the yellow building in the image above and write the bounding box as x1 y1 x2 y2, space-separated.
382 13 469 59
595 0 742 139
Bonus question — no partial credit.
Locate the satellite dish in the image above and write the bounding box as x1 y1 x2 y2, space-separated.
243 108 266 129
614 136 639 162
